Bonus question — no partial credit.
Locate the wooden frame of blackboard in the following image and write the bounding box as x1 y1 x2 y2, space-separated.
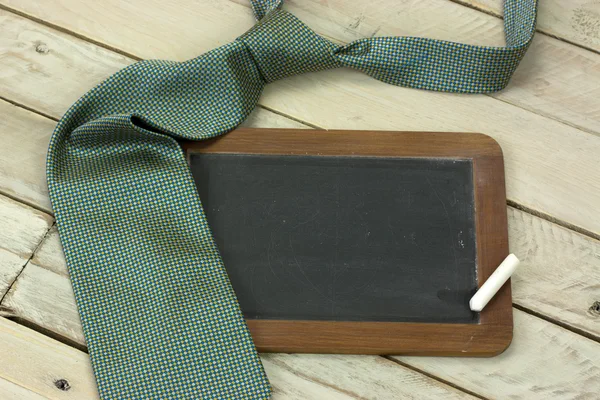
182 128 512 356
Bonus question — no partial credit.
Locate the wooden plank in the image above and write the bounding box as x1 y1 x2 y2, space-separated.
0 250 27 302
262 354 476 399
1 101 598 339
0 317 473 399
394 309 600 399
0 378 48 400
1 261 85 344
0 9 130 118
5 0 600 138
1 9 599 236
0 317 100 399
2 207 599 398
8 208 599 344
262 353 474 399
0 195 52 299
280 0 600 136
0 101 55 213
0 0 253 60
3 1 600 137
260 73 600 236
262 359 356 399
456 0 600 53
0 100 305 216
509 207 600 340
0 195 51 258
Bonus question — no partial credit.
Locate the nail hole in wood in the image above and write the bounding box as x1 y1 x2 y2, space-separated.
35 43 49 54
589 301 600 316
54 379 71 391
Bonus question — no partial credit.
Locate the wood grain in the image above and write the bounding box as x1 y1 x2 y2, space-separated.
456 0 600 53
1 78 598 342
263 353 476 399
4 245 599 398
0 317 474 399
394 309 600 399
1 8 599 236
1 262 86 345
472 154 511 326
0 98 305 215
183 129 504 157
282 0 600 136
3 0 600 137
509 208 600 340
0 195 52 299
0 250 27 302
0 0 596 397
0 378 49 400
262 361 355 400
0 317 100 399
0 100 55 213
187 128 511 356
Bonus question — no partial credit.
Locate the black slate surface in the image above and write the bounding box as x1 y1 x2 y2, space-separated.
190 153 478 323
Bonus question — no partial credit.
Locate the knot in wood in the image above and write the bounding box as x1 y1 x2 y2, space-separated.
54 379 71 391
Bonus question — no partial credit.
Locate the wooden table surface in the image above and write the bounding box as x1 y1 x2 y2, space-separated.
1 1 599 398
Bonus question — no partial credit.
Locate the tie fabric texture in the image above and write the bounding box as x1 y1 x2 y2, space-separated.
46 1 538 398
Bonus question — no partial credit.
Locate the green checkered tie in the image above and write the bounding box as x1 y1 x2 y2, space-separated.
47 0 537 398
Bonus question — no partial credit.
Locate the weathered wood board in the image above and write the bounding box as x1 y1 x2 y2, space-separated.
0 317 475 399
2 206 599 397
0 195 52 299
458 0 600 53
0 0 599 398
1 5 599 235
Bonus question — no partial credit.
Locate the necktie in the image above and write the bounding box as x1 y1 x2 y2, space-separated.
46 1 538 398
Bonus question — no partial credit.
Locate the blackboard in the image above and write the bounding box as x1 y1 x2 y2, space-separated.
183 128 512 356
191 154 478 324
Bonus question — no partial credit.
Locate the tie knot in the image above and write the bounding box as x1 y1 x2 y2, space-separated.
238 10 341 83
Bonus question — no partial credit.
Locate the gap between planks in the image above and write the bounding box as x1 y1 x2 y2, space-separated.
1 1 599 234
259 104 323 130
2 93 597 245
0 222 54 305
0 0 597 364
0 315 480 399
0 3 140 61
466 90 600 139
383 356 488 400
1 315 88 353
2 0 599 140
265 356 373 400
447 0 600 56
0 4 596 396
0 188 52 219
512 303 600 344
507 200 600 242
0 95 58 123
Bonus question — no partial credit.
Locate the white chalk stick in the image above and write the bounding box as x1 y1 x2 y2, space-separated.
469 254 519 312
